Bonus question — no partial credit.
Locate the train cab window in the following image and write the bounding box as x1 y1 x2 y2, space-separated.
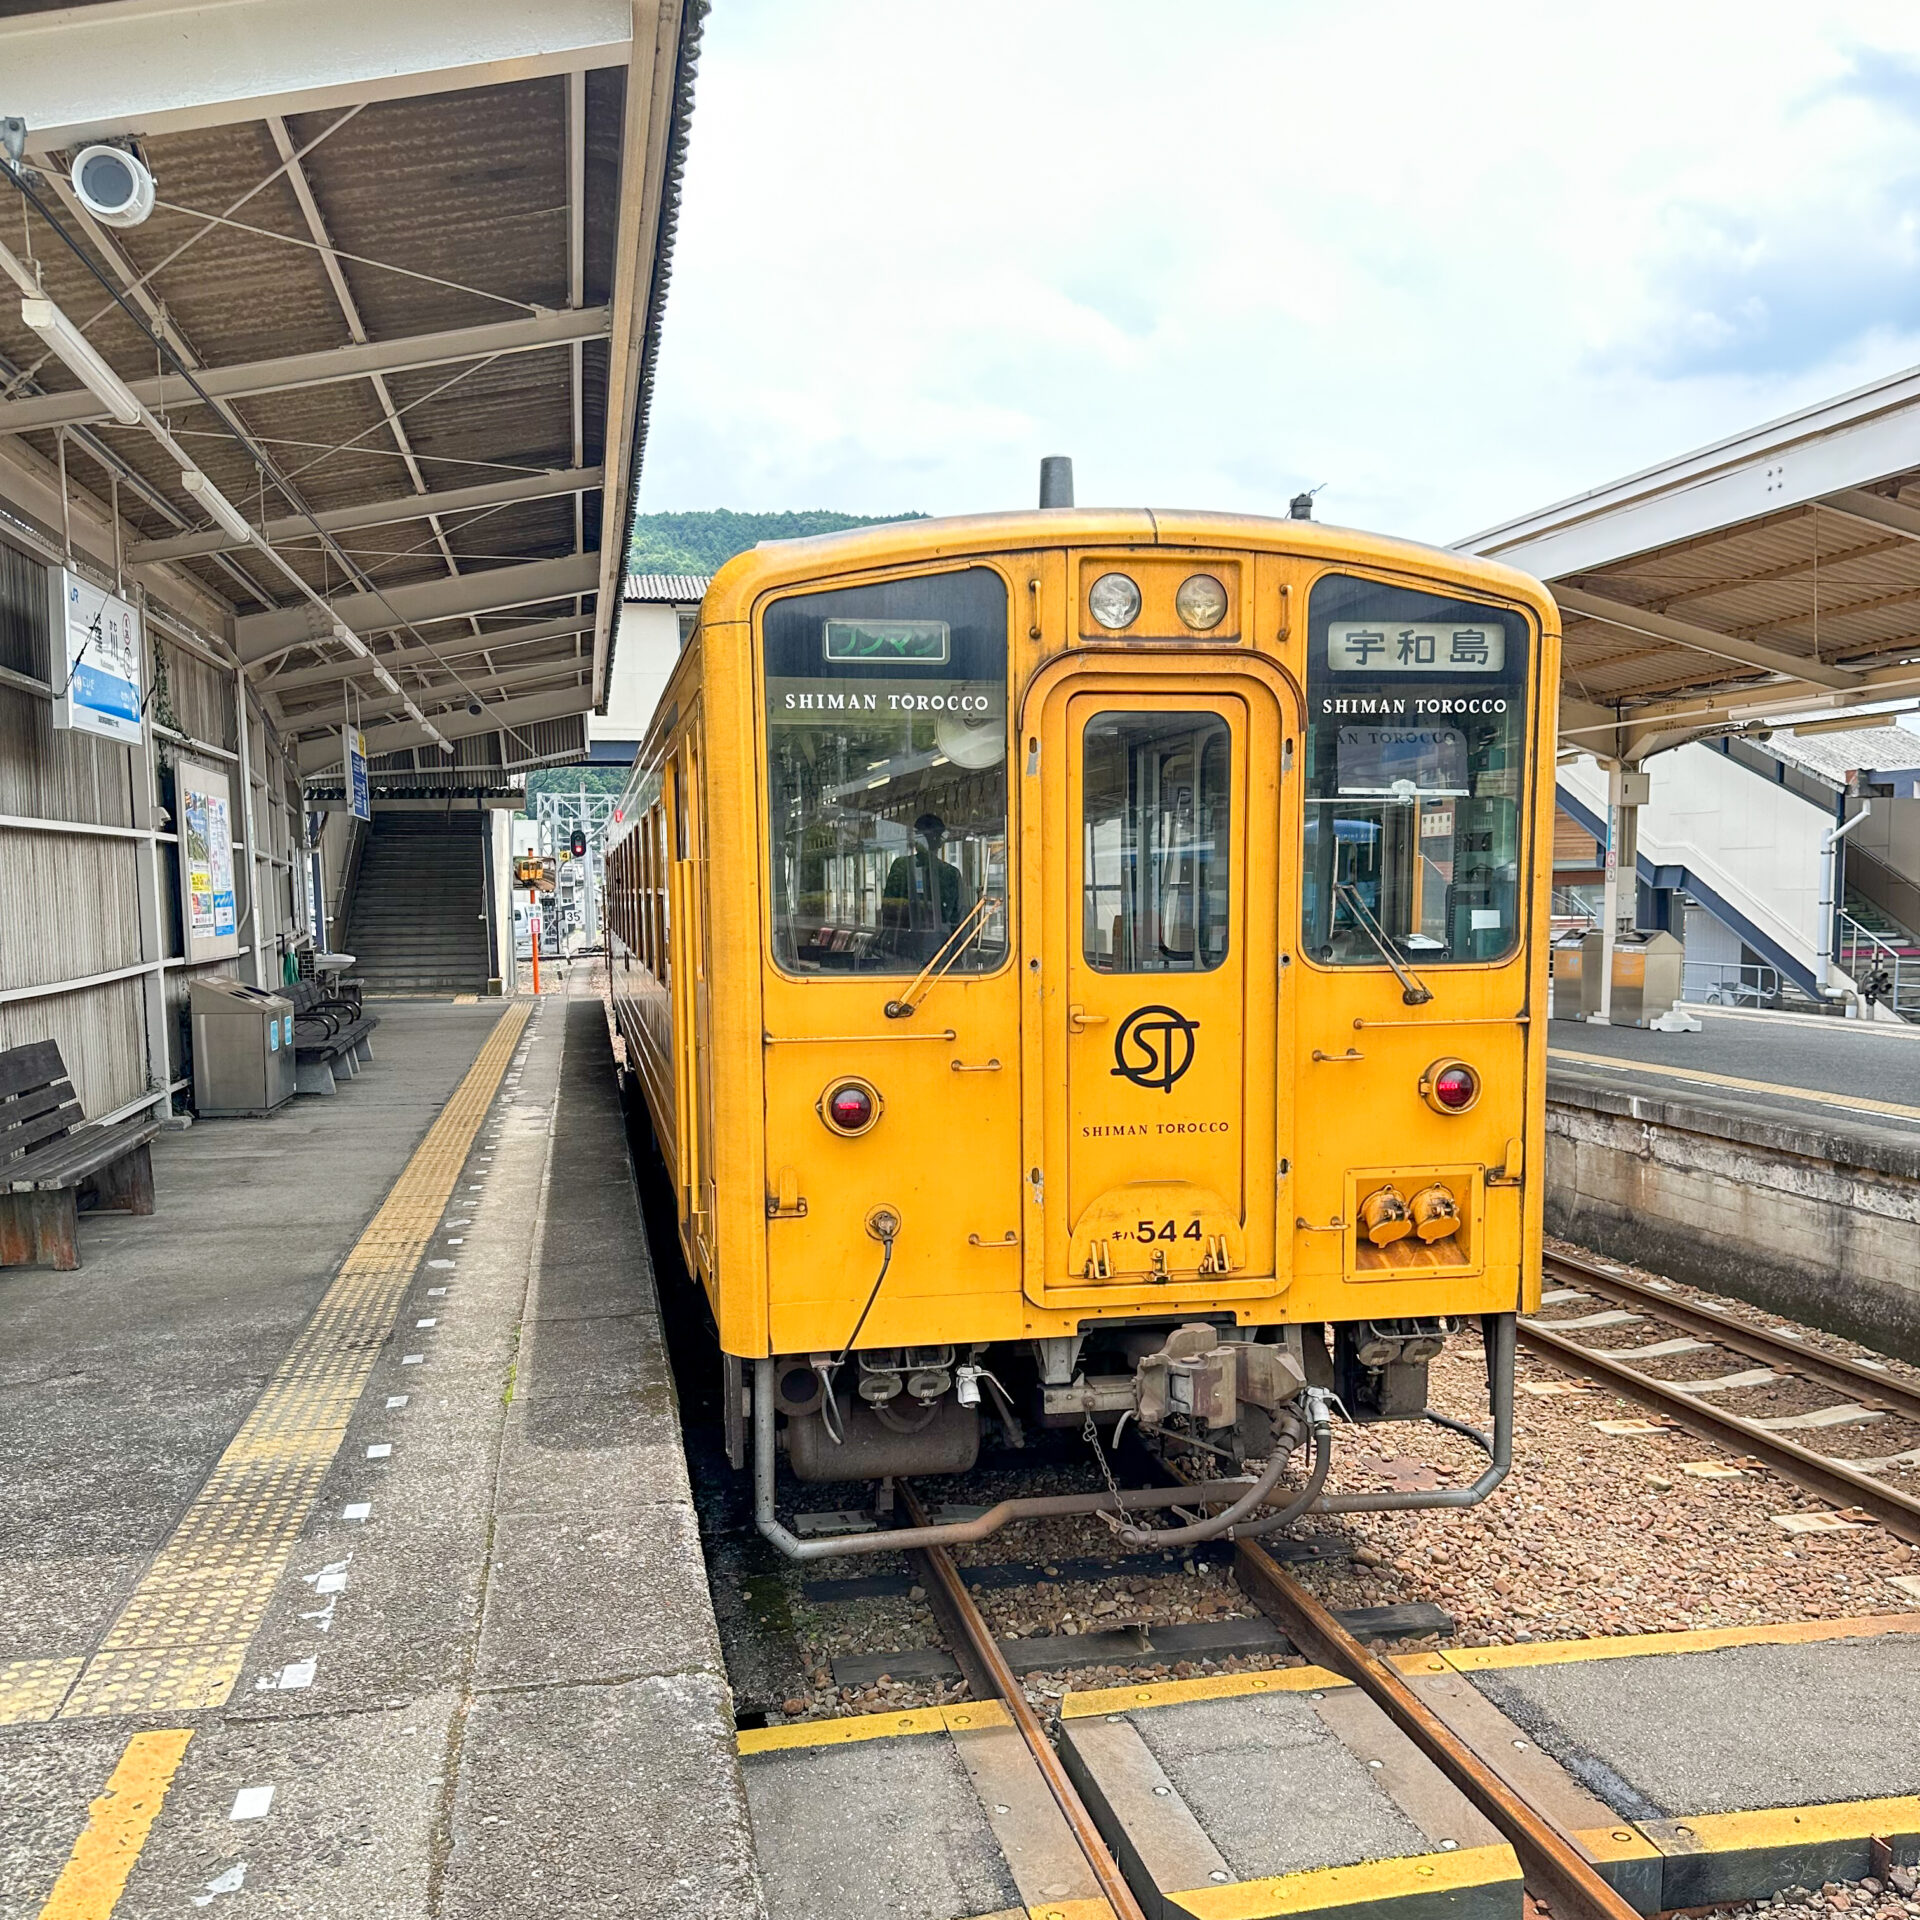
1082 712 1230 972
764 568 1009 975
1302 574 1528 967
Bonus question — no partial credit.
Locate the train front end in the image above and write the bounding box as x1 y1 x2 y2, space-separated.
707 509 1555 1556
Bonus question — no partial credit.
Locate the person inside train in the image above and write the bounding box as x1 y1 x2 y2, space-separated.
880 811 971 961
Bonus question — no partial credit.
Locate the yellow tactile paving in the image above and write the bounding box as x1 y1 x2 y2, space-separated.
38 1003 531 1722
0 1658 86 1725
33 1727 193 1919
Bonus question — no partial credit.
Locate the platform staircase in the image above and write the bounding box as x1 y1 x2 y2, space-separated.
342 812 491 994
1839 889 1920 1021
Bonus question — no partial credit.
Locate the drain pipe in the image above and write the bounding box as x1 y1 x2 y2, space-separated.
1818 806 1871 1001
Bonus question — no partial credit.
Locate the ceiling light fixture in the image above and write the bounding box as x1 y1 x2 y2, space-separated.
19 295 143 426
179 469 252 544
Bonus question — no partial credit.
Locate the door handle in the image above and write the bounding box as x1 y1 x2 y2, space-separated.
1068 1005 1109 1031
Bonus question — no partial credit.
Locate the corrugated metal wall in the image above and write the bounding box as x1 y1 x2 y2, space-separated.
0 532 309 1118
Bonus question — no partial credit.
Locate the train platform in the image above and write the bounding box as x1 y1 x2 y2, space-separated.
1548 1005 1920 1156
0 975 763 1918
1545 1005 1920 1359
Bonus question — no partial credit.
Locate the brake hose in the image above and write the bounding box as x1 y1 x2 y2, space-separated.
814 1224 897 1446
1113 1389 1336 1548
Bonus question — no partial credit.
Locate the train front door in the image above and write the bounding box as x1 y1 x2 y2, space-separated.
1027 668 1286 1304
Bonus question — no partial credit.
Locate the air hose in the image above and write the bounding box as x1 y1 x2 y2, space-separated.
1113 1388 1337 1548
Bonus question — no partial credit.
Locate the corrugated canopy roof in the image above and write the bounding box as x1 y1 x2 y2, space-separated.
0 0 704 784
624 571 709 602
1460 362 1920 763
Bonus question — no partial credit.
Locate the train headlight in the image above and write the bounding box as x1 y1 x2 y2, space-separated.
1420 1059 1481 1114
1175 572 1228 631
818 1076 882 1136
1088 571 1142 630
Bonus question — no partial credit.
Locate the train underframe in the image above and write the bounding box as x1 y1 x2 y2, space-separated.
747 1312 1517 1562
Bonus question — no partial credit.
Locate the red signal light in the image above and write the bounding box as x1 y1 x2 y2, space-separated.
1421 1058 1481 1115
819 1077 881 1136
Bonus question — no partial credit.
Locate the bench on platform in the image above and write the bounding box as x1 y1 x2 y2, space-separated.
291 978 379 1096
0 1040 159 1271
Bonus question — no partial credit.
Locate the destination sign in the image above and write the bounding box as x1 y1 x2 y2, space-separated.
1327 621 1505 673
823 617 950 664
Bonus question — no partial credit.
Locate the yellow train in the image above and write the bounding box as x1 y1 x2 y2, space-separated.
607 474 1556 1559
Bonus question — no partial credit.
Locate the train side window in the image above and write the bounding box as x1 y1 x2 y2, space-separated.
1082 712 1231 973
1301 574 1529 967
763 567 1010 976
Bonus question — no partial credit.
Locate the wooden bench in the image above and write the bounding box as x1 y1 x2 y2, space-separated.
0 1040 160 1271
290 979 380 1096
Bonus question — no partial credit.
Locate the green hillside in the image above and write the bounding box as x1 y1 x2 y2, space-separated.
629 508 926 577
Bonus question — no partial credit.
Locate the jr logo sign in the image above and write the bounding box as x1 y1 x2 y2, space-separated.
1111 1005 1200 1093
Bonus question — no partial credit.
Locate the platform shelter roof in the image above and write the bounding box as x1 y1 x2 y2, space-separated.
0 0 703 789
1458 362 1920 765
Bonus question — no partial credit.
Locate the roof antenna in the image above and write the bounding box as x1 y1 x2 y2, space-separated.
1290 483 1325 521
1039 456 1074 509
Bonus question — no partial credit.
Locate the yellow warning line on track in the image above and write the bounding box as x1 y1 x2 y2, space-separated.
1639 1793 1920 1857
1169 1843 1521 1920
1057 1613 1920 1720
1434 1610 1920 1672
3 1003 531 1725
34 1728 193 1920
737 1698 1012 1754
1548 1047 1920 1125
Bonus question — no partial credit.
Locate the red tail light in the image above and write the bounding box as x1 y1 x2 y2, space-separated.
1421 1059 1481 1114
819 1077 881 1136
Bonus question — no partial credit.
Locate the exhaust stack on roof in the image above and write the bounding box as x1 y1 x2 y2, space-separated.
1038 456 1074 509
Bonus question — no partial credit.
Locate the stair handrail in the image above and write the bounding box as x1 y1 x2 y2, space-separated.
1838 909 1901 964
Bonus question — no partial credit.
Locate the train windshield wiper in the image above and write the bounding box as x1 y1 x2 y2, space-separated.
1333 881 1433 1006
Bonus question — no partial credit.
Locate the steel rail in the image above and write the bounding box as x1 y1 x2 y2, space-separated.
1516 1315 1920 1546
1232 1539 1646 1920
1542 1249 1920 1424
897 1481 1148 1920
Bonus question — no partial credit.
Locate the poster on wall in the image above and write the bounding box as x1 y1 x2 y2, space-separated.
176 759 241 964
48 569 144 743
343 724 370 822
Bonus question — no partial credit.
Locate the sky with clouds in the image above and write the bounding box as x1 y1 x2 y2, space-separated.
639 0 1920 547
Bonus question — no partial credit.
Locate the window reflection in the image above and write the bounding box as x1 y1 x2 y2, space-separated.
1083 712 1231 974
765 569 1009 976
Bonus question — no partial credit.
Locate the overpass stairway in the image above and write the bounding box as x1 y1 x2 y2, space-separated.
343 813 490 994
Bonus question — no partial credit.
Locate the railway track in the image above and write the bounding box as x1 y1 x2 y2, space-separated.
891 1478 1646 1920
1527 1250 1920 1545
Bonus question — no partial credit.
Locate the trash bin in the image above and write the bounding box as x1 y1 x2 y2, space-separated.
190 977 296 1117
1550 931 1587 1019
1578 929 1685 1027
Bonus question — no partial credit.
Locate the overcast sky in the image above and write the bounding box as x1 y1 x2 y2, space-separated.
639 0 1920 546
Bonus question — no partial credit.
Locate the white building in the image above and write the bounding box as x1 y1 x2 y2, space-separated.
589 574 709 767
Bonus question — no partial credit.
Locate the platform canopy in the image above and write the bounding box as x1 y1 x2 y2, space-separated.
0 0 701 783
1459 365 1920 765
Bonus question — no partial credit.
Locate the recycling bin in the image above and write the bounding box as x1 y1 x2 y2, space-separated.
190 977 296 1116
